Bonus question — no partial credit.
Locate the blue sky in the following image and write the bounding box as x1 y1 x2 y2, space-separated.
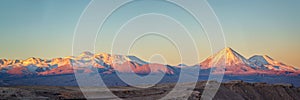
0 0 299 67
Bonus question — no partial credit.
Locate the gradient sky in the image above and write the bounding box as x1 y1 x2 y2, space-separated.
0 0 299 67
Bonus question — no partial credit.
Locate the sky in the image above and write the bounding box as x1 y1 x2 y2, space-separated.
0 0 299 67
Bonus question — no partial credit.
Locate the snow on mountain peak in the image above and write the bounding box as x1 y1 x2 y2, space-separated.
201 47 250 67
126 55 148 65
93 53 126 65
249 55 269 65
80 51 94 56
249 55 297 72
77 51 94 60
22 57 42 65
0 49 299 76
0 59 13 66
200 47 257 74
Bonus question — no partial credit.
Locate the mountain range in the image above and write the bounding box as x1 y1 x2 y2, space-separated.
0 47 299 76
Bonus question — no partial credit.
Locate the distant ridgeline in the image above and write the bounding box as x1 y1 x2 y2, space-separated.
0 47 298 76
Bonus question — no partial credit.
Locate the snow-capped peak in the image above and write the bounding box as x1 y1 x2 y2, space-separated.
126 55 148 65
0 49 299 76
80 51 94 57
200 47 257 74
77 51 94 60
22 57 43 66
201 47 251 67
249 55 297 72
0 59 19 66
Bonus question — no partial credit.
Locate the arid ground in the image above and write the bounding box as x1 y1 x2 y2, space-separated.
0 81 299 100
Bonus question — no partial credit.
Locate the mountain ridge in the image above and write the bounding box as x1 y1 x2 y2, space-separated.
0 47 299 76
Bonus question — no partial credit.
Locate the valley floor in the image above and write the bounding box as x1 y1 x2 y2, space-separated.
0 81 299 100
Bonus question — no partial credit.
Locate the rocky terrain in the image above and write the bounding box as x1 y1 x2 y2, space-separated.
0 81 299 100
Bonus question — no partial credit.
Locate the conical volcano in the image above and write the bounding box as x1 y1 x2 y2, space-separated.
200 47 257 74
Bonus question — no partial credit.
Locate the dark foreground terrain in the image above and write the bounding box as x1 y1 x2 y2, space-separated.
0 81 299 100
